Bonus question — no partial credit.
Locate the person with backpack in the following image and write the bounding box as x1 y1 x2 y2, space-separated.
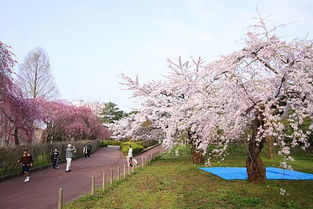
51 148 60 170
17 149 33 183
65 144 76 172
83 142 92 158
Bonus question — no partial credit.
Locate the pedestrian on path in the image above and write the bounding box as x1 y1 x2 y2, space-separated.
65 144 76 172
83 142 92 158
127 145 133 167
17 149 33 183
51 148 60 170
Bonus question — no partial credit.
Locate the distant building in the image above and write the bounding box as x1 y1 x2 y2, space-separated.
72 100 105 116
72 99 85 107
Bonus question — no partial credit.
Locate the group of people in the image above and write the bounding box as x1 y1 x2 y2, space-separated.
17 142 92 183
17 142 137 183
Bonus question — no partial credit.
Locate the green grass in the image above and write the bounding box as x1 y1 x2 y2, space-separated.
65 145 313 209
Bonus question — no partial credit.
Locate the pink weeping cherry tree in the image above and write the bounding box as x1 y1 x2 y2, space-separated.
0 42 42 145
1 42 109 145
112 20 313 183
35 99 110 142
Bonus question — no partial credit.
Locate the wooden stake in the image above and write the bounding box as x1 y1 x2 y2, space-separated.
110 169 113 185
58 188 63 209
102 172 106 190
91 176 95 195
123 164 126 179
117 166 120 181
142 156 144 167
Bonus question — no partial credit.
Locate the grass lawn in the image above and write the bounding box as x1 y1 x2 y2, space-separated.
65 145 313 209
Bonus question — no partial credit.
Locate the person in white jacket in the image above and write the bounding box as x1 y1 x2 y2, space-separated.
65 144 76 172
128 145 133 167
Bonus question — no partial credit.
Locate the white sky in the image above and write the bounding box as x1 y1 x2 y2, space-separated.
1 0 313 111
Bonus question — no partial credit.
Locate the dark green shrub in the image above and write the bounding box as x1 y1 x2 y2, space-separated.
120 142 144 155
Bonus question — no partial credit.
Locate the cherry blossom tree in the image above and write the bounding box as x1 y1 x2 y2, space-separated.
109 112 164 141
204 20 313 183
111 20 313 183
0 42 42 145
35 99 110 142
1 43 109 145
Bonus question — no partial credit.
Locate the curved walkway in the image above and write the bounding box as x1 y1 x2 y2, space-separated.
0 145 163 209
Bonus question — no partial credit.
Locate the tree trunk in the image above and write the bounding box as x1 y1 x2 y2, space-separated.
191 144 205 164
4 134 9 147
14 127 19 145
246 143 266 183
267 136 274 159
246 115 266 183
187 130 205 164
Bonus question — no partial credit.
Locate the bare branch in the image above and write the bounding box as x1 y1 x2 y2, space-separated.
17 48 59 100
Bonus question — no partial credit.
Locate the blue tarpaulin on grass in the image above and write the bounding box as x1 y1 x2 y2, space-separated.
199 167 313 180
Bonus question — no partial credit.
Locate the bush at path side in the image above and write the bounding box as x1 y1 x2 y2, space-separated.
0 140 101 177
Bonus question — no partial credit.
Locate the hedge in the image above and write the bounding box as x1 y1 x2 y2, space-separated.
137 140 159 148
102 140 121 146
0 140 101 178
120 142 144 155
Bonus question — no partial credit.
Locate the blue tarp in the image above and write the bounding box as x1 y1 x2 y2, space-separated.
199 167 313 180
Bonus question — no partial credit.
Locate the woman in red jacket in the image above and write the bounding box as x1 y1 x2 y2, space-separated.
18 150 33 183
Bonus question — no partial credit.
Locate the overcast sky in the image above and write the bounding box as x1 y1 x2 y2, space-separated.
1 0 313 111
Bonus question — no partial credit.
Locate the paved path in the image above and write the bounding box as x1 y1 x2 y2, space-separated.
0 145 163 209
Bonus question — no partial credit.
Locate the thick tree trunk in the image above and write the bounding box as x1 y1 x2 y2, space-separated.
246 144 266 183
246 115 266 183
188 130 205 164
191 144 205 164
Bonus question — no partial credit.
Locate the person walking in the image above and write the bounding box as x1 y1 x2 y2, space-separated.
65 144 76 172
83 142 92 158
51 148 60 170
128 145 133 167
17 149 33 183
